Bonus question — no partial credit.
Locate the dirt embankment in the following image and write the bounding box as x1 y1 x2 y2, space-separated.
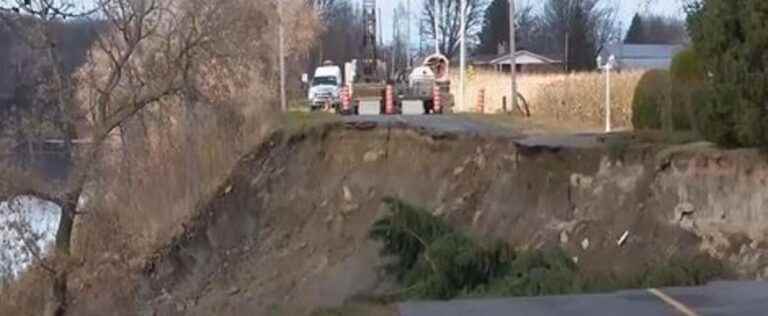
125 123 768 315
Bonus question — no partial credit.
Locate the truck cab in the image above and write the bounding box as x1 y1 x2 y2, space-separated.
308 62 343 111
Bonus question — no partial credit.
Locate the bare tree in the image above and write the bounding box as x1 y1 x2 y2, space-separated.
304 0 364 95
0 3 95 180
308 0 335 18
421 0 487 59
0 3 100 313
391 1 410 73
538 0 618 70
0 0 290 314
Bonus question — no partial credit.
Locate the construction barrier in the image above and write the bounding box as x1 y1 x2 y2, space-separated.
341 86 351 113
477 88 485 114
323 99 332 112
385 84 395 114
433 85 442 114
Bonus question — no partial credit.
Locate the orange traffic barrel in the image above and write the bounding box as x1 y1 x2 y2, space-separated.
477 88 485 114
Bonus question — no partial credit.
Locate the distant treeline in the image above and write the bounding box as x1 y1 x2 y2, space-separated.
0 14 101 179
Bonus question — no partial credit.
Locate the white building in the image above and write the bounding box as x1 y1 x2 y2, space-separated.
602 44 686 70
472 50 561 73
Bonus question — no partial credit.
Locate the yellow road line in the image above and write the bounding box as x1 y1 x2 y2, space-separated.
647 288 700 316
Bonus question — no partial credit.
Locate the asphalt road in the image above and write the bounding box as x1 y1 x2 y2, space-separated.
342 115 606 148
398 281 768 316
342 114 517 137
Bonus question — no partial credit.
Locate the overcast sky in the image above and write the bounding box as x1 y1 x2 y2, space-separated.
57 0 686 45
371 0 686 44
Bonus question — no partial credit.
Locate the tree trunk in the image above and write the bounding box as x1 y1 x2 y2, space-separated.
45 269 68 316
45 193 78 316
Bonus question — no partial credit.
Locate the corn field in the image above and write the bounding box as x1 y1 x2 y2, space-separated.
450 69 645 129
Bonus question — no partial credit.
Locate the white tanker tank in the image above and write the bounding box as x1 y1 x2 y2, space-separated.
399 54 452 114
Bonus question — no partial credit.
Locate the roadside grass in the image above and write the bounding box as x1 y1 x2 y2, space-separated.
462 112 706 152
281 110 340 135
369 197 727 302
457 112 602 135
630 129 702 145
310 304 397 316
606 136 631 162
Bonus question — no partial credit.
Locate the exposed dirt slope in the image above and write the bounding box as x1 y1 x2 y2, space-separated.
113 123 768 316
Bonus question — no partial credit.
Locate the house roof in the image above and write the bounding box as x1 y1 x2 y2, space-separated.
489 50 561 65
602 44 686 70
470 54 499 65
604 44 685 60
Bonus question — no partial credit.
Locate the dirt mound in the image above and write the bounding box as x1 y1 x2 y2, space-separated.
105 122 767 315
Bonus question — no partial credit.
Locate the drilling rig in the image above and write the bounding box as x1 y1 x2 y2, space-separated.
342 0 389 115
341 0 451 115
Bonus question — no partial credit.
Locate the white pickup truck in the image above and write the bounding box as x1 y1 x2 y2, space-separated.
306 63 343 111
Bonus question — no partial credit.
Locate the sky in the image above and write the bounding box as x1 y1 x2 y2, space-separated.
371 0 687 44
61 0 686 45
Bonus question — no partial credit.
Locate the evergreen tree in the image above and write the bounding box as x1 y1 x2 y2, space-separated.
478 0 508 54
477 0 538 55
625 13 686 44
624 13 644 44
687 0 768 147
566 3 598 70
539 0 613 71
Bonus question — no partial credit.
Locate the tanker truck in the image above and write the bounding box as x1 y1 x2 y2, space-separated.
397 54 453 115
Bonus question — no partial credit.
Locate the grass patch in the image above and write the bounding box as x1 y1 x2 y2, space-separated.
281 111 339 134
631 130 702 145
458 113 596 135
371 198 727 301
310 304 395 316
606 136 631 162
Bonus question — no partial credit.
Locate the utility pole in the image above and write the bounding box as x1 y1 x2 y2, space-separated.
434 0 440 54
378 8 384 47
509 0 518 112
407 0 412 68
459 0 466 112
278 0 287 112
392 7 397 78
564 32 569 72
564 0 573 72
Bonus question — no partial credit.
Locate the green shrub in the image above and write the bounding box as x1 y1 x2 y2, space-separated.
670 48 708 135
371 197 514 299
370 198 727 301
641 254 725 288
477 249 579 297
606 137 630 161
687 0 768 147
369 197 453 281
404 234 512 299
670 48 705 84
631 70 692 132
632 70 669 130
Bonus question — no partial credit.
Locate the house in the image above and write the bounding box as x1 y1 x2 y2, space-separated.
489 50 562 73
471 50 562 73
601 44 685 70
469 53 500 68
